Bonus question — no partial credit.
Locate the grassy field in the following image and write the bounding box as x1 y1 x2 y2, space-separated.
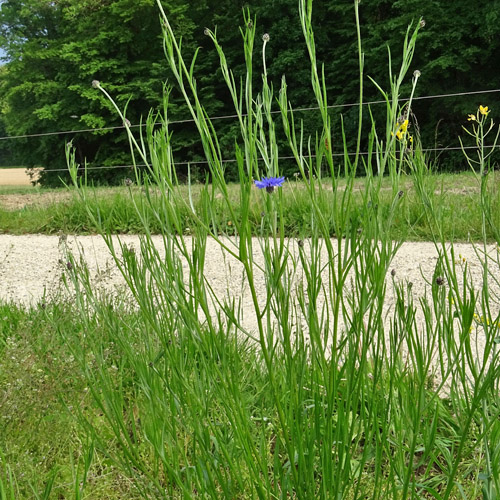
0 171 499 242
2 169 500 498
1 303 141 498
1 297 498 499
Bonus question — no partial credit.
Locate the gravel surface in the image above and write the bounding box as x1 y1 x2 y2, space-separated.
2 234 499 392
1 233 497 312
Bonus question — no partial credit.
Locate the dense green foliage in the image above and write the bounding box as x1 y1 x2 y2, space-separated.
0 0 499 185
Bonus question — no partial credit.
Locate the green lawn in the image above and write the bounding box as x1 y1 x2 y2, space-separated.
0 171 498 241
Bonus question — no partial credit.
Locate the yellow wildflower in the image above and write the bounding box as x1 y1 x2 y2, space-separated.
392 118 410 141
479 105 489 115
409 135 413 143
467 114 476 121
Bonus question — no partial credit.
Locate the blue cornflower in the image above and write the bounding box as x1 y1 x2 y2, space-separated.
254 176 285 193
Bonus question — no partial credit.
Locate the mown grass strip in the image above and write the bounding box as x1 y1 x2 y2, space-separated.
0 172 498 241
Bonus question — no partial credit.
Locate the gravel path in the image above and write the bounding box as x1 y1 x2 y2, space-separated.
2 234 499 392
1 233 497 310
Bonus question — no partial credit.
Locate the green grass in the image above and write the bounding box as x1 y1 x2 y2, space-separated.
0 171 498 241
0 299 495 499
0 301 144 499
0 185 42 195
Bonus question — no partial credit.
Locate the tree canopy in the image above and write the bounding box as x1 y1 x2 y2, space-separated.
0 0 498 185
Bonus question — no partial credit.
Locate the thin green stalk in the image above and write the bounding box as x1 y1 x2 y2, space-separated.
354 0 364 171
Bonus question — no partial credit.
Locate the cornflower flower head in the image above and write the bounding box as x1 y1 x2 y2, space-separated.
254 176 285 193
479 105 490 116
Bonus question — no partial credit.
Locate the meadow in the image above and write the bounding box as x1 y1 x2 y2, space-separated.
2 0 500 498
1 171 499 242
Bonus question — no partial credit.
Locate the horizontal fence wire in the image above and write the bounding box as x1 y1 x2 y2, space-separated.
1 86 498 174
35 144 500 173
0 87 499 141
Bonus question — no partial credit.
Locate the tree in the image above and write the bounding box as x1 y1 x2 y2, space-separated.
0 0 194 184
1 0 499 185
321 0 500 169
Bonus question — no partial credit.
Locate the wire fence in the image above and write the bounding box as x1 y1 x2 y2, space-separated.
35 144 500 174
1 86 499 174
0 87 499 142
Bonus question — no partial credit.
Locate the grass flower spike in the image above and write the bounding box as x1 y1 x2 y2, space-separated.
254 176 285 193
